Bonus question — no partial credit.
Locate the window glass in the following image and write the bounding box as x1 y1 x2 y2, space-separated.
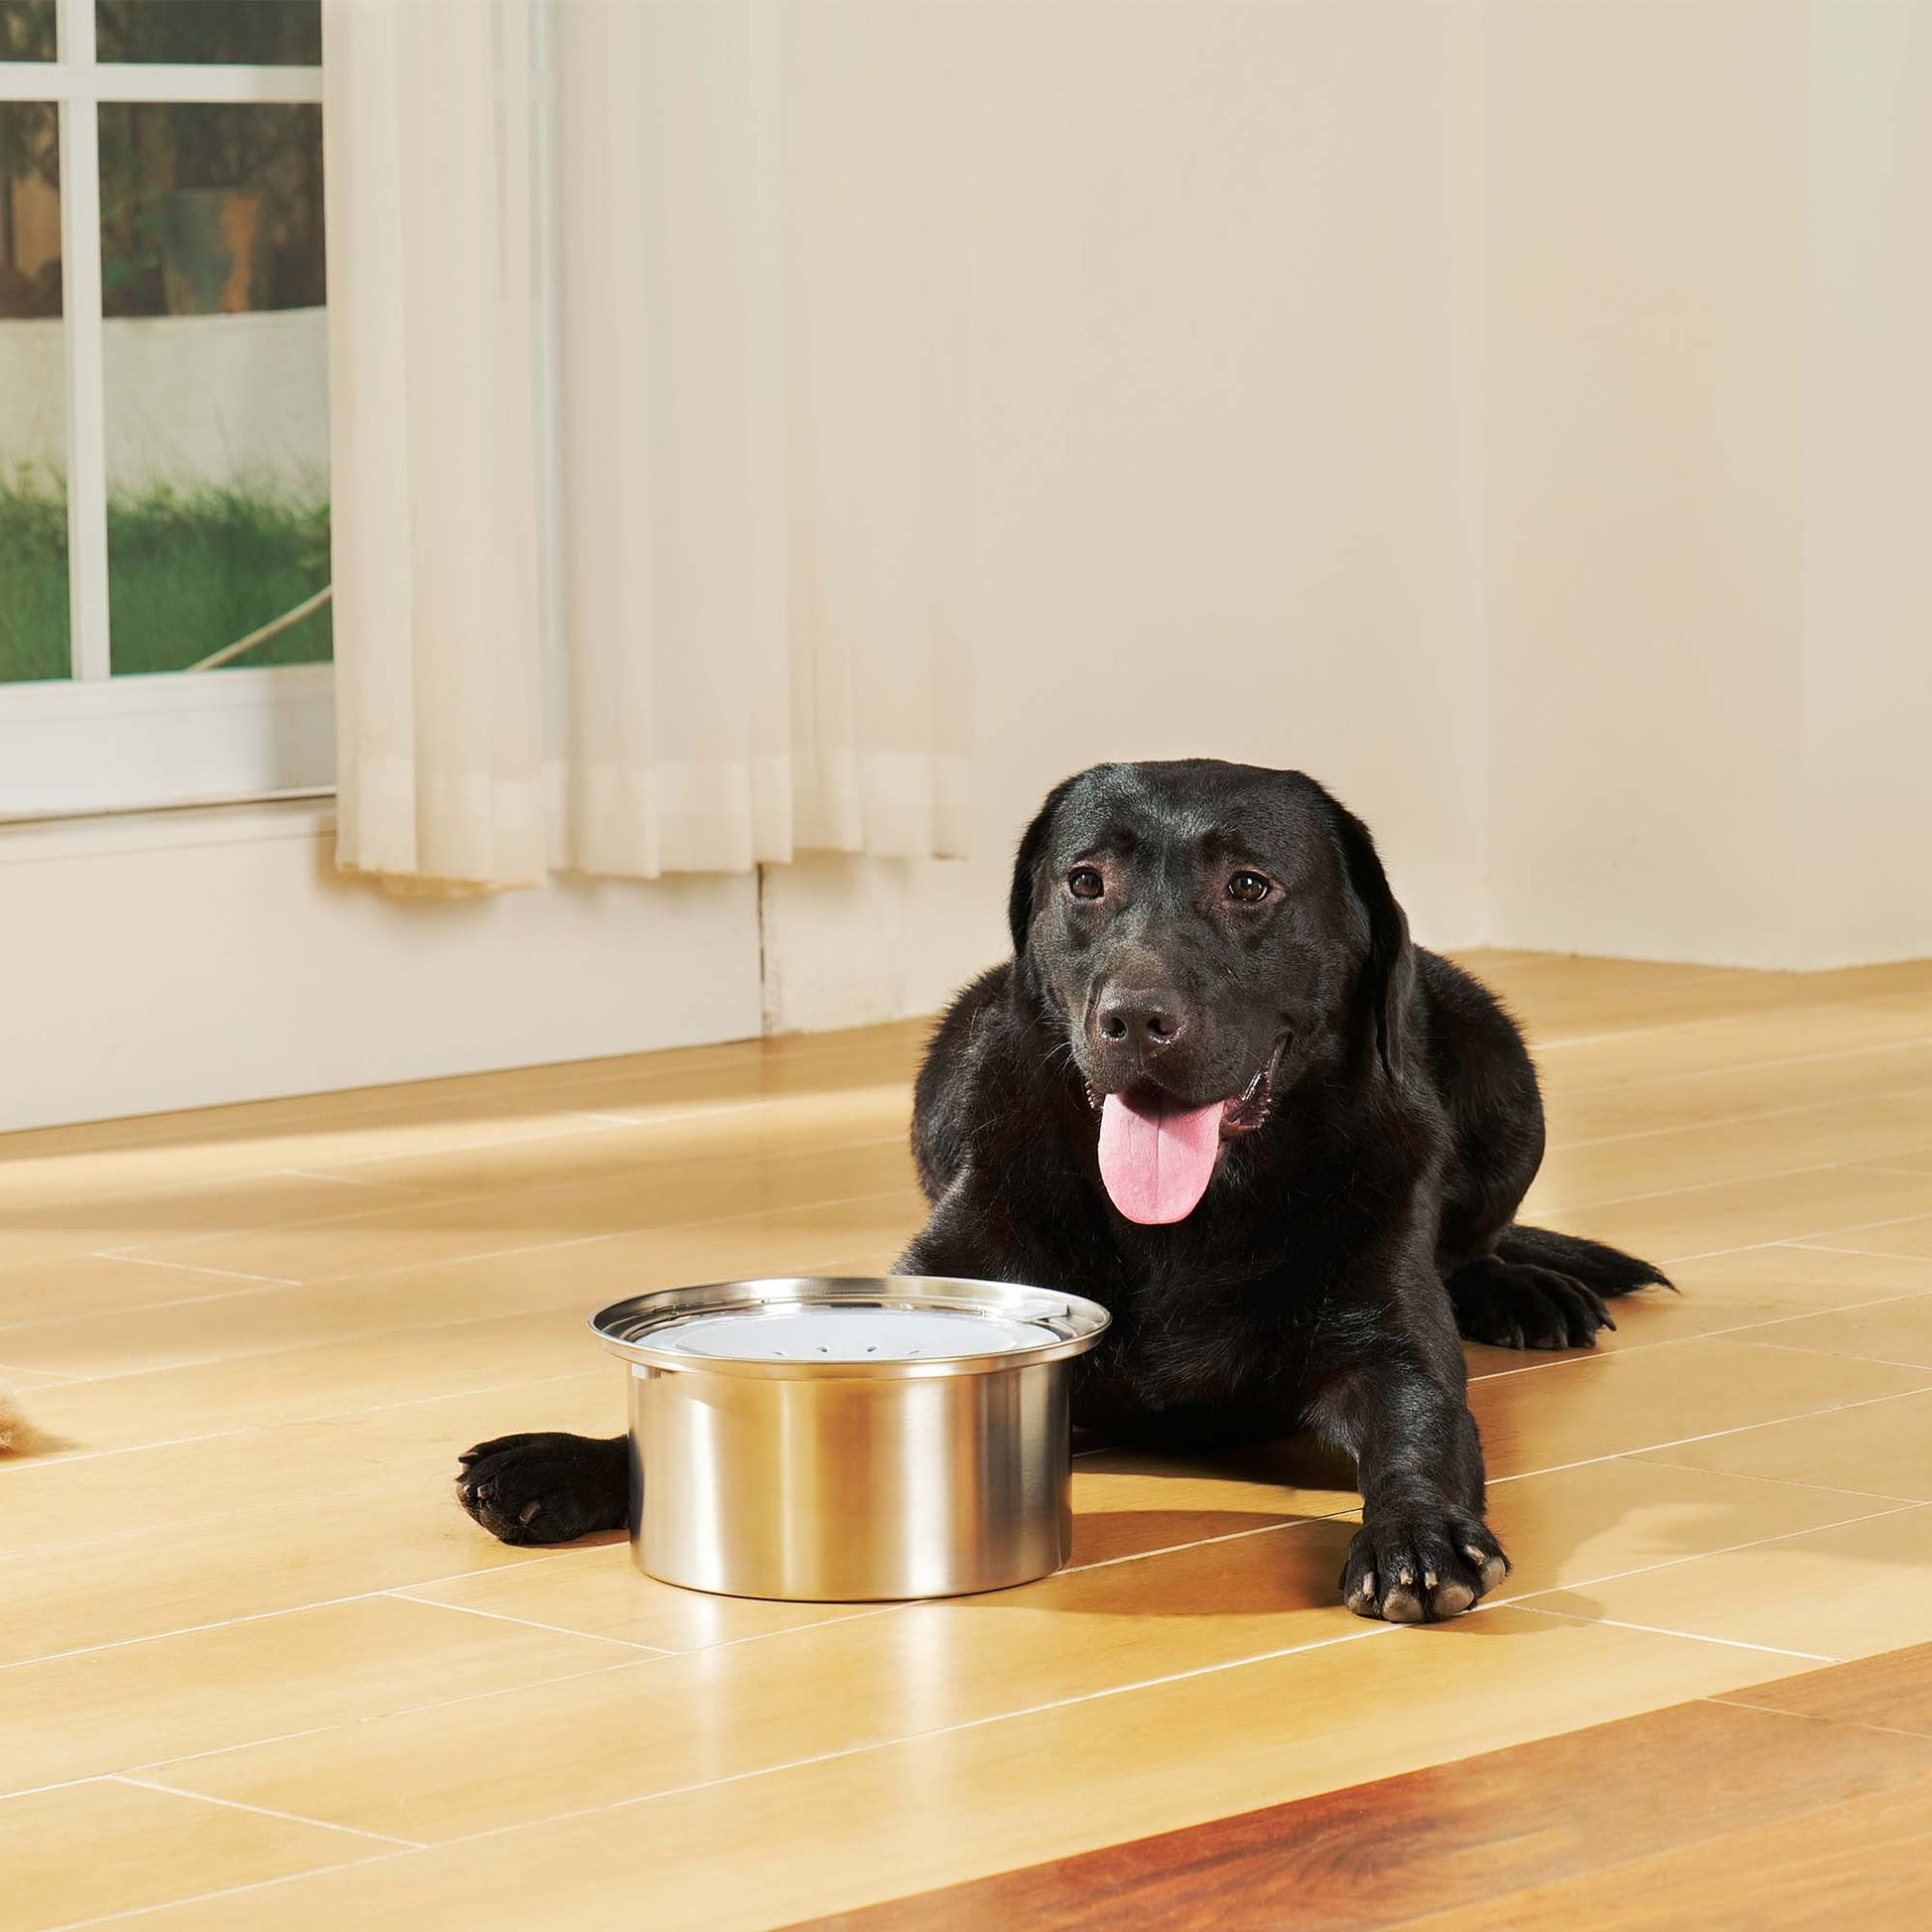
95 1 322 66
97 101 331 674
0 99 67 685
0 2 57 61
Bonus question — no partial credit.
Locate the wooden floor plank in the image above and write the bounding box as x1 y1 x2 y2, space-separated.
107 1137 919 1285
1543 1039 1932 1145
0 1193 923 1384
1531 1089 1932 1211
1464 1335 1932 1479
1407 1776 1932 1930
0 1778 392 1931
4 1592 644 1799
1523 1503 1932 1661
1715 1637 1932 1735
1814 1211 1932 1261
1534 1162 1932 1264
0 1172 447 1275
1633 1385 1932 1499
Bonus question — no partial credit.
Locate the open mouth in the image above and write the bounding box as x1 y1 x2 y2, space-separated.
1082 1039 1285 1226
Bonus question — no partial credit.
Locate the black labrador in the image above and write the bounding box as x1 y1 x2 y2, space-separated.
457 760 1666 1621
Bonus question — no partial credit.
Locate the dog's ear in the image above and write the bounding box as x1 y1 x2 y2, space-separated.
1008 776 1078 959
1328 799 1415 1079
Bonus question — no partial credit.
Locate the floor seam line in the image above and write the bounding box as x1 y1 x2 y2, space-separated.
1790 1239 1932 1265
1527 989 1932 1056
1544 1152 1931 1221
1705 1695 1932 1746
33 1518 1361 1779
1468 1285 1932 1384
0 1365 611 1471
1504 1603 1840 1664
1662 1206 1932 1268
1490 1498 1925 1607
108 1773 427 1850
1492 1386 1932 1482
263 1180 920 1292
0 1551 589 1671
377 1589 672 1654
88 1254 305 1289
81 1154 914 1286
1553 1082 1932 1155
435 1620 1413 1854
36 1850 416 1932
122 1660 655 1785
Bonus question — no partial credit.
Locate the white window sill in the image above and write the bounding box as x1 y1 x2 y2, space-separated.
0 791 337 866
0 664 338 821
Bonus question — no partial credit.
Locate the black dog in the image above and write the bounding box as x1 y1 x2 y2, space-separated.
458 761 1666 1620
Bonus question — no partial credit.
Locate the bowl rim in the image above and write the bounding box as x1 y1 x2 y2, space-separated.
590 1275 1111 1380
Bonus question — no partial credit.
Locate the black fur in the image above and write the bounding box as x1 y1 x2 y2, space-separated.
456 760 1668 1619
455 1432 626 1547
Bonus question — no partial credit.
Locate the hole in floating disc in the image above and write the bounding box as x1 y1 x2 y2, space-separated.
664 1306 1052 1363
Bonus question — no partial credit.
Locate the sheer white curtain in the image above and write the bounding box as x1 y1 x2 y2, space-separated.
324 0 546 884
324 0 973 888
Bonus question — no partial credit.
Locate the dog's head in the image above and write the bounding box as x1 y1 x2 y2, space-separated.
1009 760 1414 1225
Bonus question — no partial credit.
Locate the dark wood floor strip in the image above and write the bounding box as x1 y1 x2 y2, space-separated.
785 1645 1932 1932
1410 1777 1932 1930
1713 1638 1932 1737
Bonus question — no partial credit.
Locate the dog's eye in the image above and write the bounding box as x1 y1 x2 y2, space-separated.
1227 871 1272 903
1067 867 1105 900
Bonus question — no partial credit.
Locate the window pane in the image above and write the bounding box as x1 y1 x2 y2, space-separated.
96 1 321 66
0 2 57 60
98 102 330 675
0 99 67 686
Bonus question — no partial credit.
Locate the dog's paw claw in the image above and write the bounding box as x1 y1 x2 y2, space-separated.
1342 1509 1506 1622
1464 1542 1510 1590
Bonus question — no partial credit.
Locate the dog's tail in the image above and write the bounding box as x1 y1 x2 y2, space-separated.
1496 1224 1673 1295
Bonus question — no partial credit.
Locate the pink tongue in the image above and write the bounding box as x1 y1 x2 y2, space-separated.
1097 1092 1225 1225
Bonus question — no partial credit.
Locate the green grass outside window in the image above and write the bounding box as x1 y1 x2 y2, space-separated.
0 475 332 681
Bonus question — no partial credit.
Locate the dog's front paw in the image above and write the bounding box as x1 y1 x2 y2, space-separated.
455 1432 626 1547
1340 1507 1508 1623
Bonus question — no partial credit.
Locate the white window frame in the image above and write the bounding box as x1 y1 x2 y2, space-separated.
0 0 333 821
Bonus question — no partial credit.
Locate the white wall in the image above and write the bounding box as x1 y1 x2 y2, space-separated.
1482 0 1811 964
0 309 328 496
763 0 1491 1031
1482 0 1932 969
1798 1 1932 967
0 804 759 1133
771 0 1932 1023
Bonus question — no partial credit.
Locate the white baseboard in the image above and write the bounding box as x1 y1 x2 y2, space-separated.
0 802 761 1133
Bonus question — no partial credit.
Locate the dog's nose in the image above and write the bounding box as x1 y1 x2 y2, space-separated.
1094 986 1186 1052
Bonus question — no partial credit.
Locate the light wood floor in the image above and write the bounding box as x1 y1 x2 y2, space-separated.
3 950 1931 1931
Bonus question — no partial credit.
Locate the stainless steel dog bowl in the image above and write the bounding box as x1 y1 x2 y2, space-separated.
591 1276 1111 1601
